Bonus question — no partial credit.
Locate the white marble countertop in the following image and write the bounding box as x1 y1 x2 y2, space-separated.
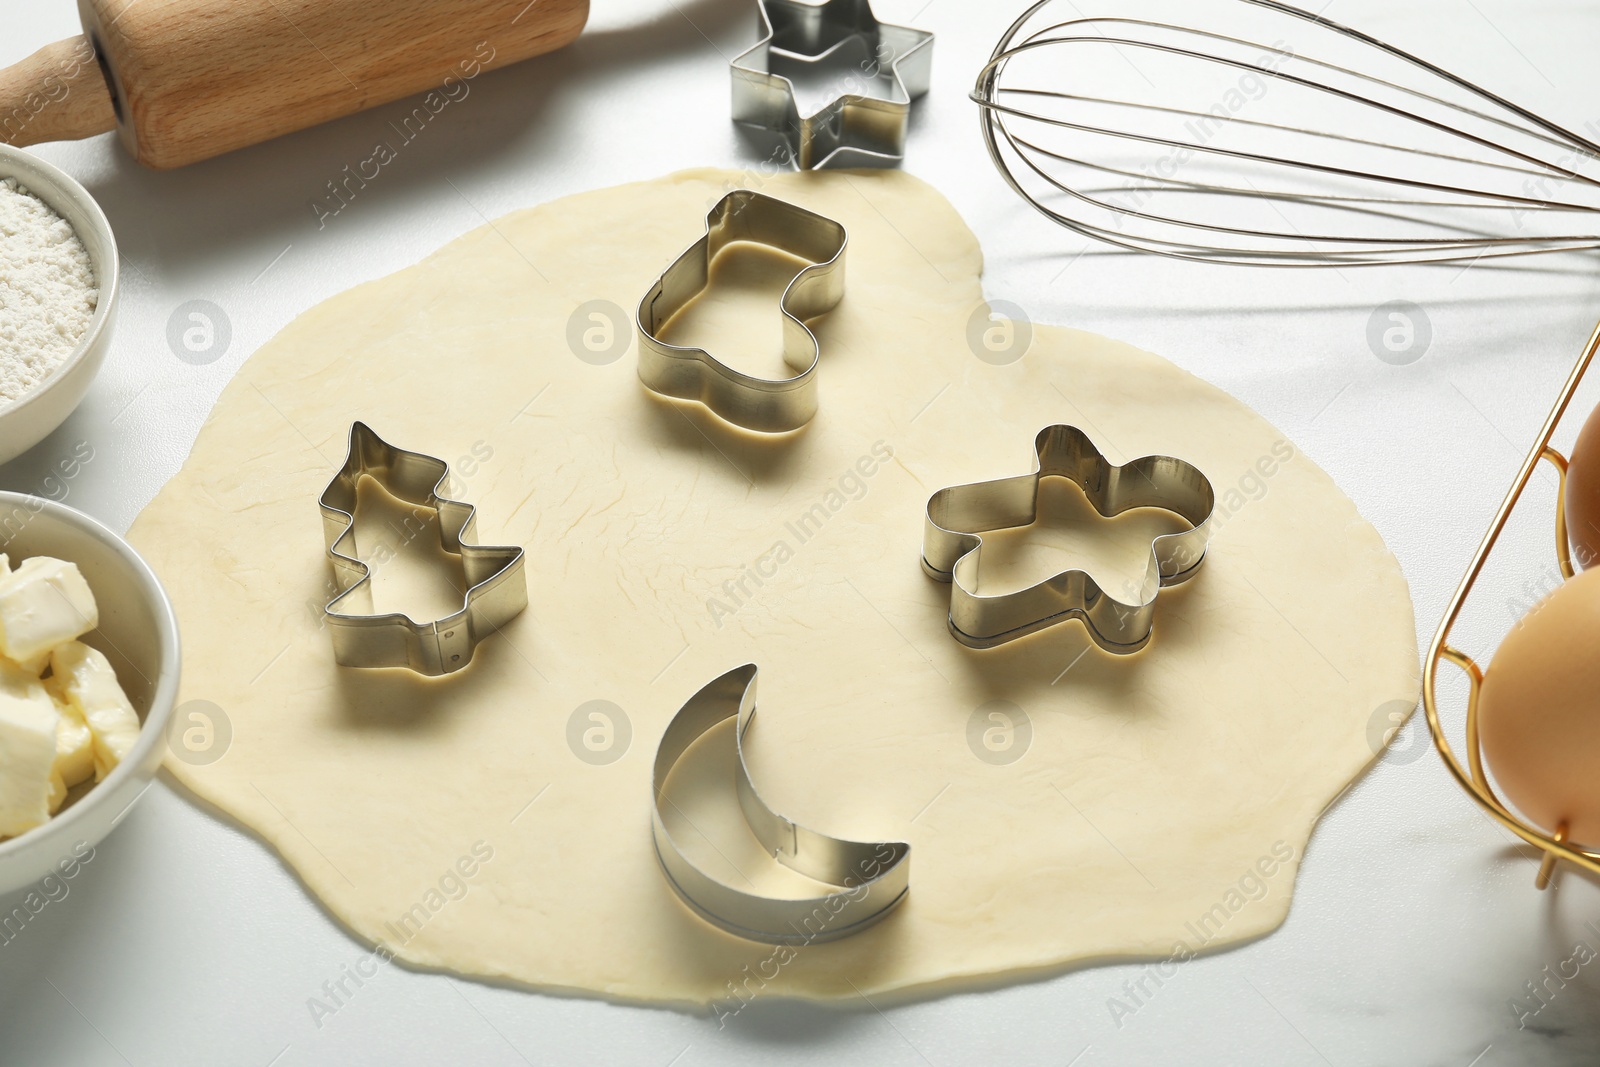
3 0 1599 1063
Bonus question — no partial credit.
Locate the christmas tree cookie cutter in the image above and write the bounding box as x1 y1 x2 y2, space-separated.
318 422 527 676
636 190 847 434
923 425 1215 653
651 663 910 943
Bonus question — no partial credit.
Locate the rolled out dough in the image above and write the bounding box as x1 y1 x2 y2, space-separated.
129 169 1417 1006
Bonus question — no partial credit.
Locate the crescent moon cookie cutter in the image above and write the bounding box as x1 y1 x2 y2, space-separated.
923 425 1215 653
651 664 910 944
636 190 847 434
731 0 935 168
318 422 528 676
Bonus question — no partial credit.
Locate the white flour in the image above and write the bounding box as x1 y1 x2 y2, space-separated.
0 177 98 404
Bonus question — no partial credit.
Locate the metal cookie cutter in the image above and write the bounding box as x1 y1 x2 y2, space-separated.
923 426 1215 653
319 422 527 676
636 190 847 434
732 0 934 169
652 664 910 944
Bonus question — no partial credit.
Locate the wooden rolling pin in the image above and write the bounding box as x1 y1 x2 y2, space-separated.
0 0 589 168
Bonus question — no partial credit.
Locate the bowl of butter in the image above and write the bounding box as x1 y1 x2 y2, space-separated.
0 493 179 894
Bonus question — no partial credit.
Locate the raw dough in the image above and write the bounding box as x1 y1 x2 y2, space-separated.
129 169 1417 1006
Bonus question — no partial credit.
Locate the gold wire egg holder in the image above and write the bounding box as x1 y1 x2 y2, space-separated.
1423 316 1600 891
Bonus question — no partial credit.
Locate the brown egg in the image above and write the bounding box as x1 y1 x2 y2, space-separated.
1479 565 1600 845
1566 398 1600 569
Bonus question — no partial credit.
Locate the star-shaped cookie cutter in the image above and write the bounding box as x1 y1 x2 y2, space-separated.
731 0 934 169
318 422 528 676
922 426 1215 653
636 190 847 434
652 664 910 944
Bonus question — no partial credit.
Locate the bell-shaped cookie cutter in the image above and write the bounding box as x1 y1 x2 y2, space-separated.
923 425 1215 653
731 0 935 169
651 664 910 944
636 190 847 434
318 422 527 676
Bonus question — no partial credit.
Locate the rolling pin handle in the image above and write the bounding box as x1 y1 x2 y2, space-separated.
0 36 118 148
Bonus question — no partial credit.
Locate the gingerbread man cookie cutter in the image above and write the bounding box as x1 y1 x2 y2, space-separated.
319 422 527 676
652 663 910 944
922 425 1215 653
636 190 847 434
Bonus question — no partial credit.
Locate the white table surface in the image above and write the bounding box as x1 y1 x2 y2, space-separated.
4 0 1600 1063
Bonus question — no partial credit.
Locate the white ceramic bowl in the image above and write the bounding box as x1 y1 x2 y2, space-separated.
0 143 119 467
0 494 179 895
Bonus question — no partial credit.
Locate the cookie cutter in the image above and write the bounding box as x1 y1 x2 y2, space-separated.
636 190 847 434
319 422 527 676
731 0 934 169
652 664 910 944
923 425 1215 653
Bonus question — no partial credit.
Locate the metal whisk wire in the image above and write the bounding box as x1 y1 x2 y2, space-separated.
972 0 1600 267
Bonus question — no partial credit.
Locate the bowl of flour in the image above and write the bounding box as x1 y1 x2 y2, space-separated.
0 144 118 467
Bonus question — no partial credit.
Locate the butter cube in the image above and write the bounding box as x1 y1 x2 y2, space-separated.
0 660 61 837
49 641 140 781
53 703 94 788
41 631 101 815
0 557 98 667
45 700 95 812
